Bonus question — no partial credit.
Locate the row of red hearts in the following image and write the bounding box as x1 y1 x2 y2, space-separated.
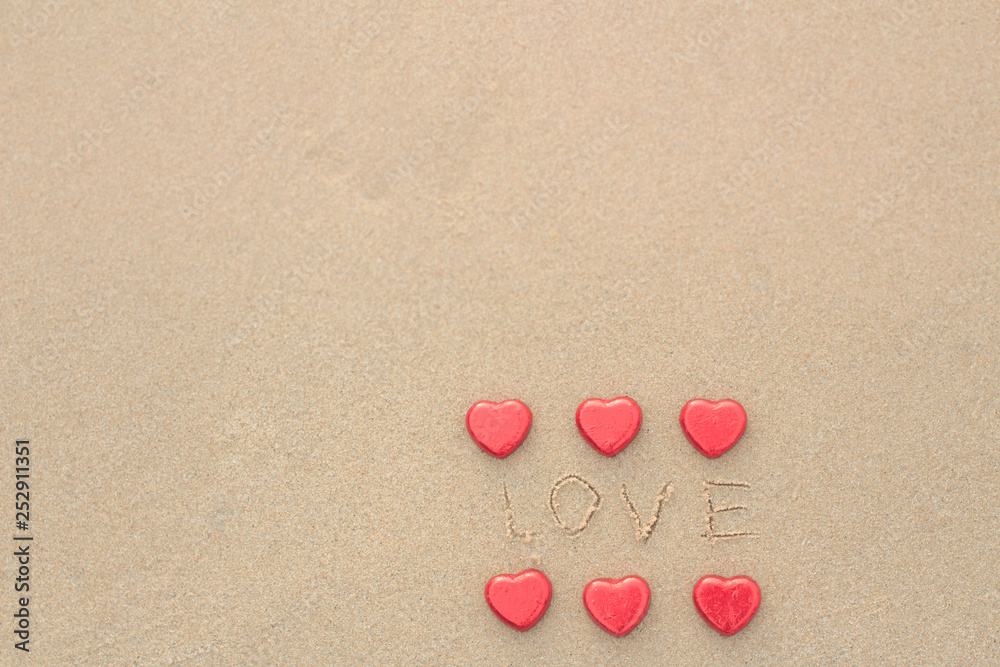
486 570 760 637
467 397 748 459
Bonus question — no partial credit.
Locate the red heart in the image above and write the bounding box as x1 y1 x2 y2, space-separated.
583 576 651 637
679 398 747 458
466 400 532 459
575 396 642 457
485 569 552 631
692 575 761 636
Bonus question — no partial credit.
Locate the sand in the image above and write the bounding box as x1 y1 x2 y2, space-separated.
2 1 999 664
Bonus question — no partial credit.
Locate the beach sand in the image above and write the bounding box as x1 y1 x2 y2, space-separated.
2 2 999 663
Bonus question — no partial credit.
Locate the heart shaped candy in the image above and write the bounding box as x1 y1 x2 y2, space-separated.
466 400 532 459
485 569 552 631
583 576 651 637
575 396 642 457
692 575 761 636
679 398 747 458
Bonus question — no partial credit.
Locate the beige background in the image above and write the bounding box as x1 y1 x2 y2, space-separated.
3 1 999 664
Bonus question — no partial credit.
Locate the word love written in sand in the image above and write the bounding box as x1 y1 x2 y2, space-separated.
502 476 758 543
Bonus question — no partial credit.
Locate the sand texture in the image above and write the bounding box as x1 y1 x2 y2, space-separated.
2 1 999 664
